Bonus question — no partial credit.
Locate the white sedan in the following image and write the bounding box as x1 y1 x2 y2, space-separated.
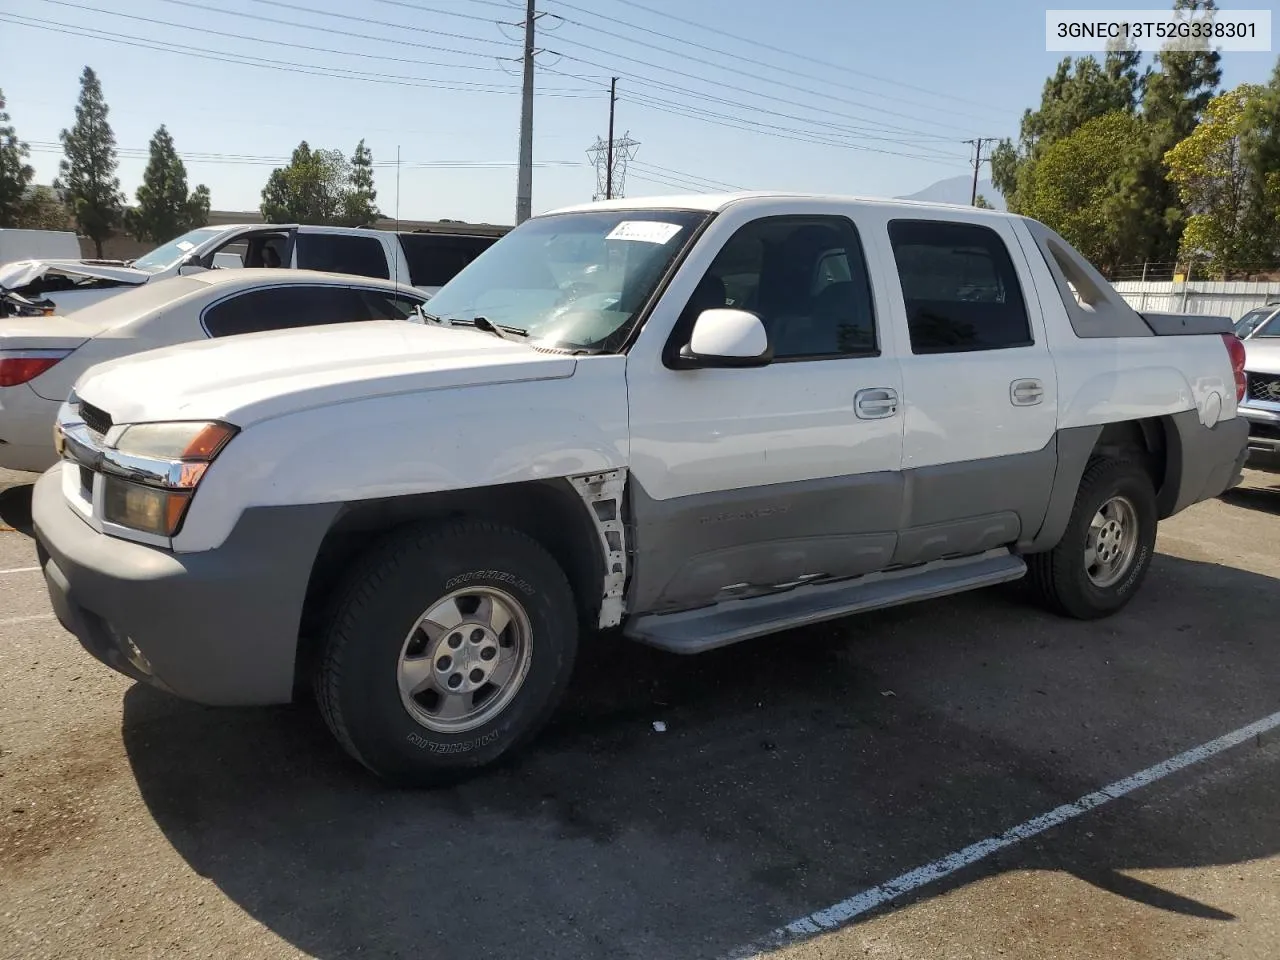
0 269 428 473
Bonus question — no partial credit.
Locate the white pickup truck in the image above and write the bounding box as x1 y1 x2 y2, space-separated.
1 222 501 314
32 193 1250 783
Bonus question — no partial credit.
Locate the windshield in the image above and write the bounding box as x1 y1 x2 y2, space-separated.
422 209 709 352
1234 307 1278 339
131 227 225 273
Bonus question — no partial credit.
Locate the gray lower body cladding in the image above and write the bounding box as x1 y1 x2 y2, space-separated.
627 441 1057 615
32 468 339 705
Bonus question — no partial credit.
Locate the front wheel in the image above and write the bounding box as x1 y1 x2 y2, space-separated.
1026 458 1158 620
315 520 578 785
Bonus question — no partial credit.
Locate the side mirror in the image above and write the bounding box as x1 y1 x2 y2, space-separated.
678 308 772 368
176 254 207 275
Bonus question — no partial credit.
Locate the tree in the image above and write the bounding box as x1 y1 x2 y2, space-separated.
991 40 1144 205
125 125 211 244
0 88 35 228
260 141 352 224
1016 112 1151 273
340 138 379 226
1166 85 1280 277
56 67 124 257
18 185 73 231
973 194 993 210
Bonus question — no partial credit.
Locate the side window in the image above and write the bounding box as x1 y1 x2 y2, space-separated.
399 234 498 287
683 216 877 360
355 288 425 321
203 286 372 337
888 219 1032 353
295 233 390 280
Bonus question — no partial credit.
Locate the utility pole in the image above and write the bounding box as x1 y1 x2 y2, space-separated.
964 138 997 206
605 77 618 200
515 0 536 224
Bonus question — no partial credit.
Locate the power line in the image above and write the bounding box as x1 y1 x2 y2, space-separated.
616 89 964 164
629 161 744 192
609 0 1008 114
35 0 522 76
542 51 973 148
24 140 583 169
540 0 999 126
0 14 594 98
540 39 974 139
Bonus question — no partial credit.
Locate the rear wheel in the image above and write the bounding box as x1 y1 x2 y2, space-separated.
1027 458 1157 619
315 519 578 785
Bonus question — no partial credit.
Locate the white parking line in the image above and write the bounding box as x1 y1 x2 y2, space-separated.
731 708 1280 958
0 566 41 575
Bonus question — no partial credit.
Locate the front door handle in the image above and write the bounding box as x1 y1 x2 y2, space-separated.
1010 378 1044 406
856 387 899 420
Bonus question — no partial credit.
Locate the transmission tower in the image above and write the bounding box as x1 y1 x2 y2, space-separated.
587 132 639 201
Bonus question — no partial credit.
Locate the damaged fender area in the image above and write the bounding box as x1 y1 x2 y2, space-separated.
570 469 629 629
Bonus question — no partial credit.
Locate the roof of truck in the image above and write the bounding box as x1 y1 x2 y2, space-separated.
545 192 1016 218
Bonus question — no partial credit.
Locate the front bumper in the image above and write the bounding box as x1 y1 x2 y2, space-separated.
1239 402 1280 457
32 468 341 705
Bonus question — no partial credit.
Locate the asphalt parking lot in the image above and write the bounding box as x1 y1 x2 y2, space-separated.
1 464 1279 960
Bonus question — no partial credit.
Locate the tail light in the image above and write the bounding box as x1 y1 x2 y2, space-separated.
1221 333 1246 403
0 349 72 387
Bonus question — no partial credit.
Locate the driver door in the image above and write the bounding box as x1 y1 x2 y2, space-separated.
625 210 905 614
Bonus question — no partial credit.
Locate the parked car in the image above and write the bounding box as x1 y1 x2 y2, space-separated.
1238 315 1280 464
0 227 81 265
0 269 427 472
1233 302 1280 340
0 223 502 314
33 193 1249 783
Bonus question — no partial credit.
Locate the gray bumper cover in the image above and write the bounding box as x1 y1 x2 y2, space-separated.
32 468 340 706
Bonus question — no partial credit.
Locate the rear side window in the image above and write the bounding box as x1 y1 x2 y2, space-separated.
295 233 390 279
399 234 498 287
888 220 1032 353
203 286 376 337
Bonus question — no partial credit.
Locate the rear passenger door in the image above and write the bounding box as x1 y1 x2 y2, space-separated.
886 217 1059 561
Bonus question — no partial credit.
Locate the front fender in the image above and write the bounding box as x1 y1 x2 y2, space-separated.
174 357 629 552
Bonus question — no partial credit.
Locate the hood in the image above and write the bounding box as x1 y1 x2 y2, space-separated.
0 259 152 290
1244 338 1280 376
74 320 576 426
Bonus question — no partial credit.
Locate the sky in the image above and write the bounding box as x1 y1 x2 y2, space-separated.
0 0 1276 226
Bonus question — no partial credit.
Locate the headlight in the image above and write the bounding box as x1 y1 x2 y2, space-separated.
99 420 237 537
102 477 192 537
114 421 236 461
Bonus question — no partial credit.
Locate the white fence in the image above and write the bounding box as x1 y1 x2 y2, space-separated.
1111 280 1280 321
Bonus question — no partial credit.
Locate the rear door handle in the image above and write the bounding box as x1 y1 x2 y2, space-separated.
1010 378 1044 406
855 387 899 419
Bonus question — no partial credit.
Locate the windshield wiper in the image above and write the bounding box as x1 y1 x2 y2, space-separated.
444 316 529 342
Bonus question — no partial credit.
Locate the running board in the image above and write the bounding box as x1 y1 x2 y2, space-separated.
624 549 1027 654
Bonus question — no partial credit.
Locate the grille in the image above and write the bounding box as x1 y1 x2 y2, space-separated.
79 401 113 436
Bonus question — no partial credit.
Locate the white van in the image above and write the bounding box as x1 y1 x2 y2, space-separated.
0 228 81 265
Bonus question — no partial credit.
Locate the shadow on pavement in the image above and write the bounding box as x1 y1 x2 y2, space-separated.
0 481 34 536
121 554 1280 960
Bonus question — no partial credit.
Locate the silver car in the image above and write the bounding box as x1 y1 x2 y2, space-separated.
1238 309 1280 465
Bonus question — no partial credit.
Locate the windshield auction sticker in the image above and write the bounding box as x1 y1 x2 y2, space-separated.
606 221 684 244
1046 9 1270 51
